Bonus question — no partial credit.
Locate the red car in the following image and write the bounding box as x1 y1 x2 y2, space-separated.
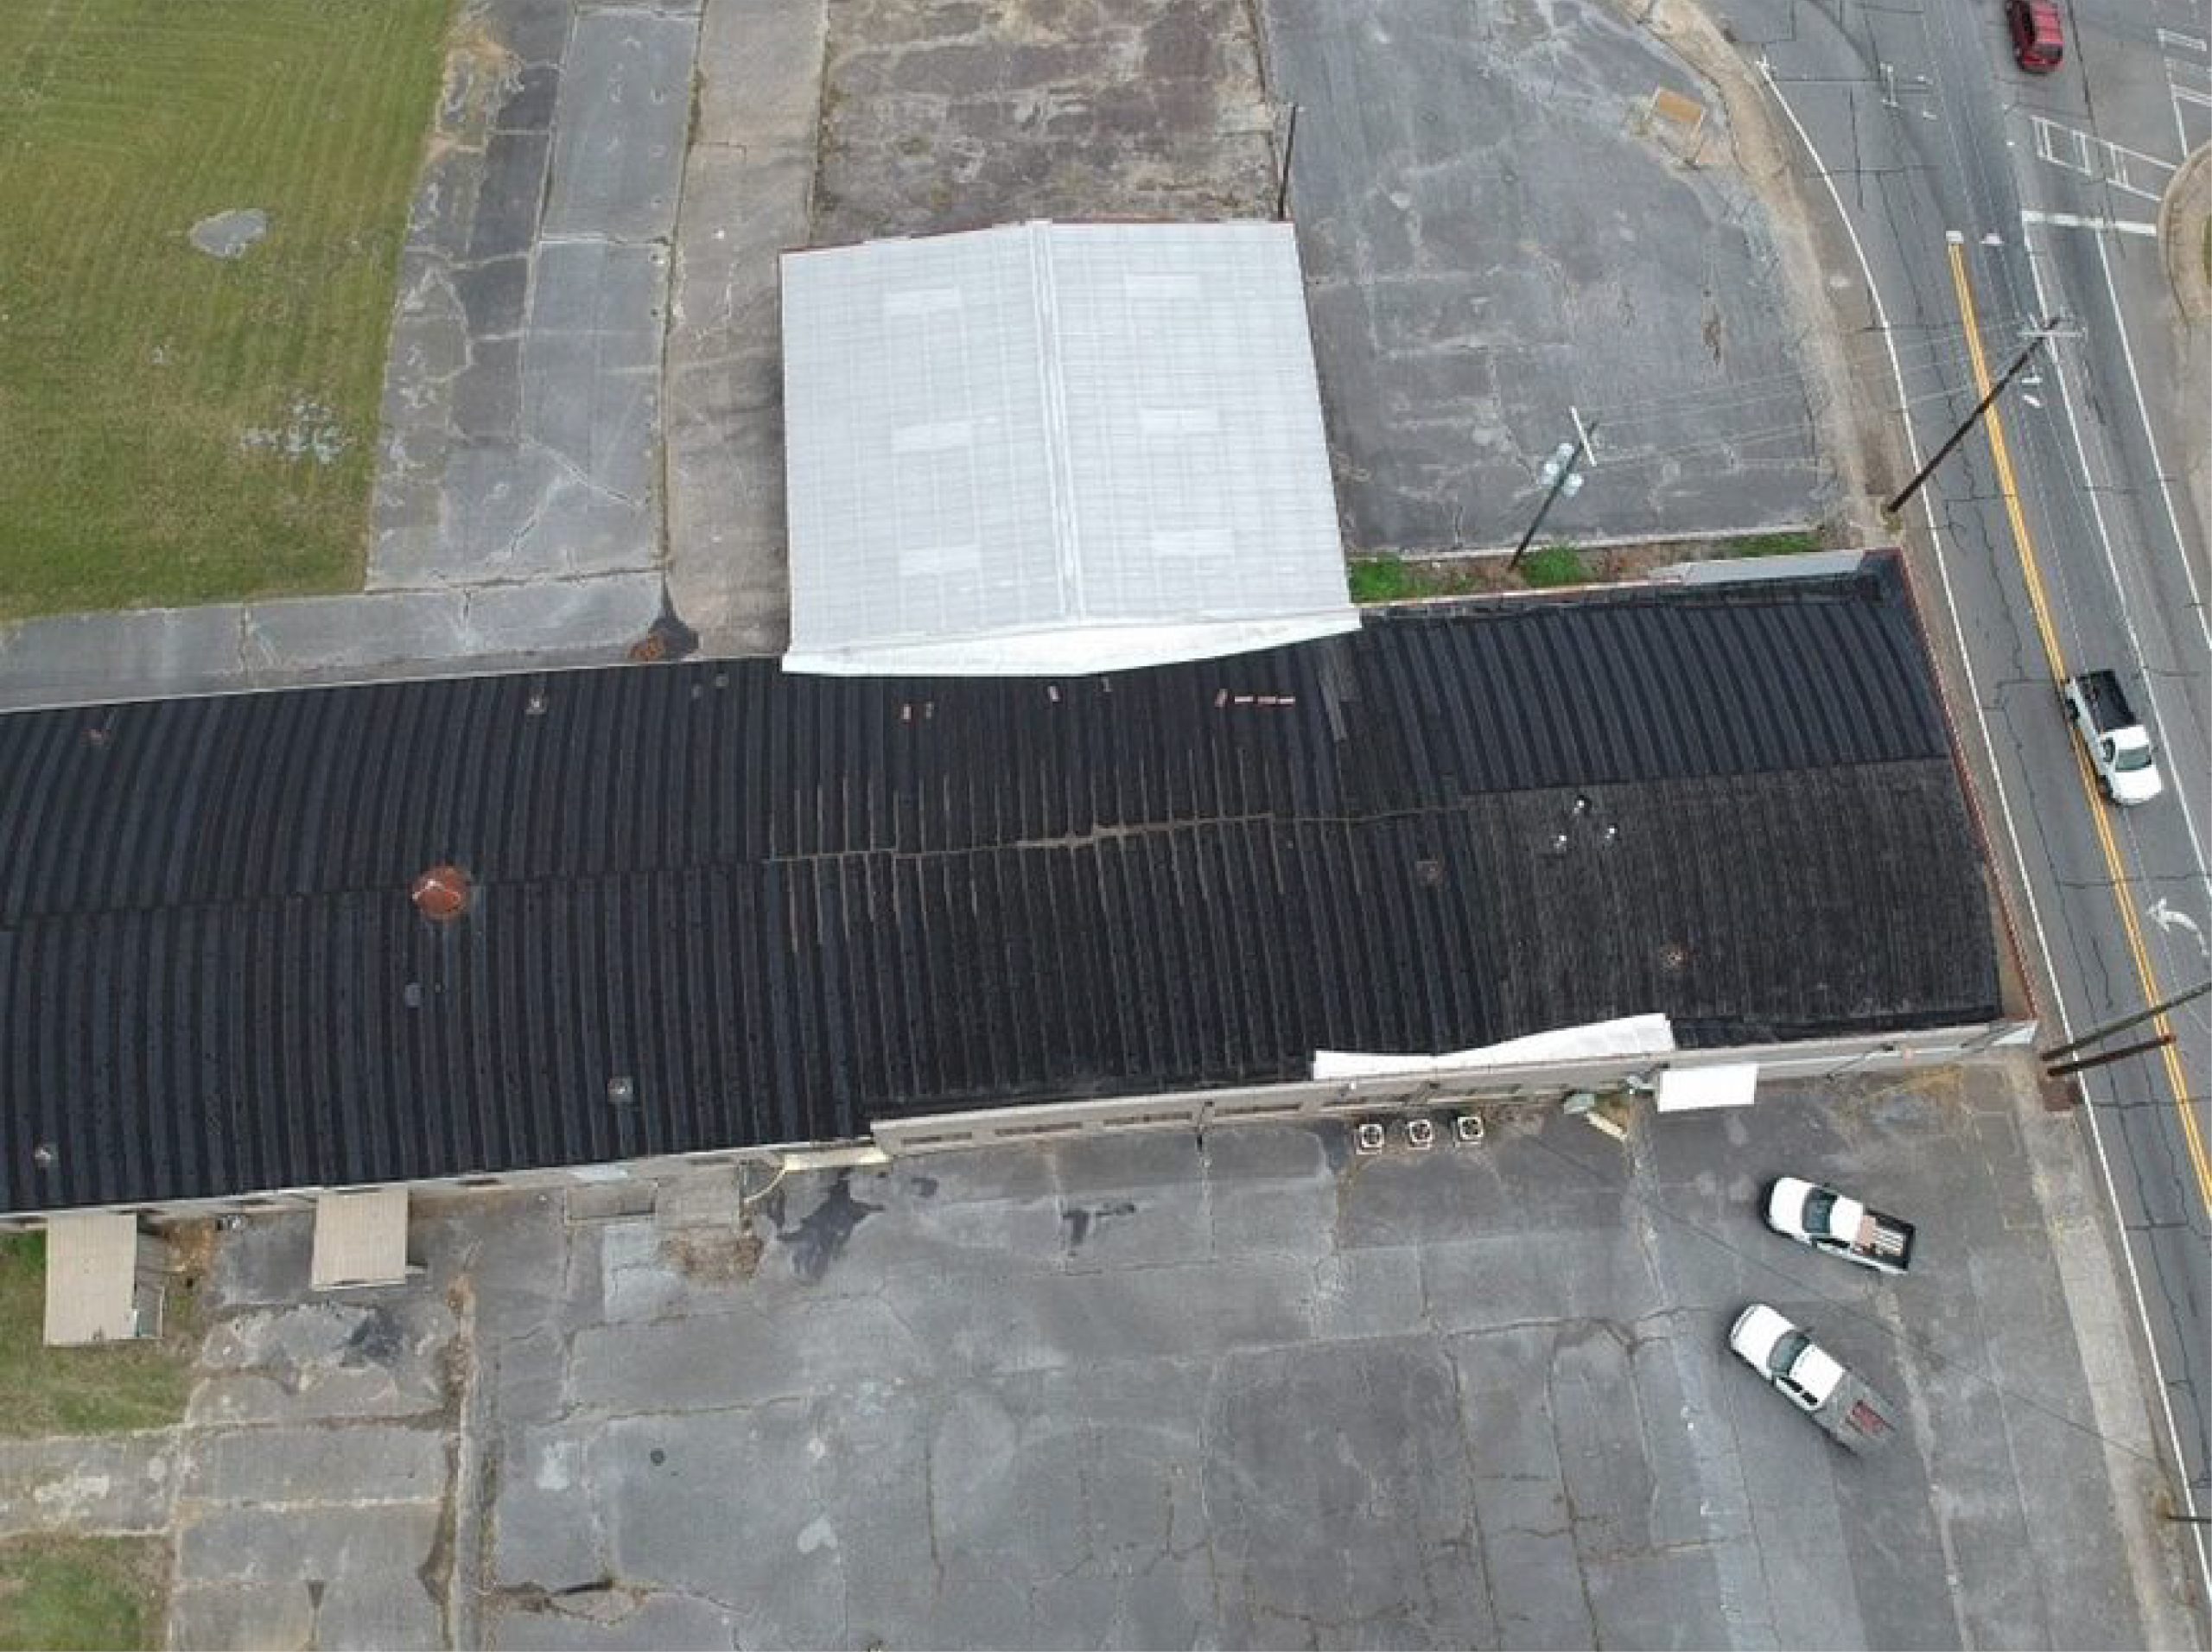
2007 0 2064 71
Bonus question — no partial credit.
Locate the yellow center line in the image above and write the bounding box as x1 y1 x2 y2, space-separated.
1946 239 2212 1214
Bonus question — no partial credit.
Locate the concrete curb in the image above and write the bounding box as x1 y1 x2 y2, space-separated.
0 574 665 714
2160 142 2212 326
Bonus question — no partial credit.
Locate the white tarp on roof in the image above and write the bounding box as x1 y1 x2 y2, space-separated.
1311 1014 1678 1080
779 220 1358 676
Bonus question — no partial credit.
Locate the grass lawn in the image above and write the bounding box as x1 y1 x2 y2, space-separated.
0 1537 164 1652
1515 543 1589 588
1346 556 1416 603
0 0 454 621
0 1235 194 1438
1344 526 1834 604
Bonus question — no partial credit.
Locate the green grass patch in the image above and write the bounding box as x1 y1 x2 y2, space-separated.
1516 543 1588 588
0 1235 191 1439
1728 529 1823 557
0 0 455 620
0 1536 164 1652
1347 556 1417 603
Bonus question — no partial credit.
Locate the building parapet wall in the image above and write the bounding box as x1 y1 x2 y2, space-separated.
0 1019 2033 1229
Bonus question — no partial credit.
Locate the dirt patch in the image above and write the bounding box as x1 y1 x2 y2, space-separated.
812 0 1278 242
423 18 518 165
660 1226 763 1285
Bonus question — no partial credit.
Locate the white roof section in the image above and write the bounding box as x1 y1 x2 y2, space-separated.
1312 1014 1677 1080
779 220 1357 677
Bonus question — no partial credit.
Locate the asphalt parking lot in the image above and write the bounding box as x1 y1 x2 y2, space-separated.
6 1062 2191 1648
452 1062 2179 1649
159 1056 2196 1649
462 1065 2177 1645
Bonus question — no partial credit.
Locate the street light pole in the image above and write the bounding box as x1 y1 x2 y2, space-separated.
1510 415 1599 570
1885 316 2060 517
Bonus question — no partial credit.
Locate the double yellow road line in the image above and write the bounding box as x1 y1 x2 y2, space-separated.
1945 238 2212 1214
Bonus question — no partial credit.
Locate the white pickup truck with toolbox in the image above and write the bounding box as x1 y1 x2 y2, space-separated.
1765 1176 1916 1274
1728 1304 1899 1454
2061 670 2163 805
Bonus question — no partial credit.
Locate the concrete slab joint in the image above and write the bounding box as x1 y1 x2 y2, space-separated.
373 0 699 603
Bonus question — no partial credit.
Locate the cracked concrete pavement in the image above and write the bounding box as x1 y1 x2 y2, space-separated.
3 1061 2183 1649
2 1062 2193 1647
373 0 690 594
1262 0 1845 553
444 1067 2201 1649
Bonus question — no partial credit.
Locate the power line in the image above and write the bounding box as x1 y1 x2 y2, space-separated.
1586 348 2005 443
1586 324 1986 423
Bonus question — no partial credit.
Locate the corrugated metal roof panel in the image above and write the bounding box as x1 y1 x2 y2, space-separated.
0 566 1999 1212
779 221 1357 675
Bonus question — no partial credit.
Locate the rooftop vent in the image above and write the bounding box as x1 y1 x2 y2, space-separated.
411 864 471 921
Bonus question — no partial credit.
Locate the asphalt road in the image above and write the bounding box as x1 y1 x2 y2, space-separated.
1725 0 2212 1607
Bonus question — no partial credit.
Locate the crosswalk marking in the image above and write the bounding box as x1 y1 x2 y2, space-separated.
2021 209 2161 237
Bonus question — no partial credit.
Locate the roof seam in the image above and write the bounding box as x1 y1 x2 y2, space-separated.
1030 219 1086 625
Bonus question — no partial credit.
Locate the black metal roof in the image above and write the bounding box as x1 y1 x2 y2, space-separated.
0 562 1999 1211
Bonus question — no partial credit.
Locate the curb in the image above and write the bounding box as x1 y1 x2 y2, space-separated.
2160 142 2212 325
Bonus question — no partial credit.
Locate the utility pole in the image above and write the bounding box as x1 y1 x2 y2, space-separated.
1510 412 1598 570
2044 1033 2175 1080
2039 977 2212 1066
1885 316 2060 516
1274 104 1300 221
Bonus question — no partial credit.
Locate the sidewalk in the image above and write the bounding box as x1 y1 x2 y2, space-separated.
0 1431 180 1539
2160 143 2212 572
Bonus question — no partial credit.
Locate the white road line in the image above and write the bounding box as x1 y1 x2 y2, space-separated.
2029 117 2177 201
2019 210 2160 236
2158 28 2209 53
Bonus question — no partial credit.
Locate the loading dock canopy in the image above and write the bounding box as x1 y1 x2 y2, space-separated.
311 1187 412 1290
779 220 1358 676
42 1210 146 1346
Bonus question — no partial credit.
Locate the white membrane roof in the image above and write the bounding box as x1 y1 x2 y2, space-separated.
779 220 1357 676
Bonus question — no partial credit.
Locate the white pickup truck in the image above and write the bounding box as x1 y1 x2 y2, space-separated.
1765 1177 1915 1274
2061 670 2163 805
1728 1304 1899 1454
